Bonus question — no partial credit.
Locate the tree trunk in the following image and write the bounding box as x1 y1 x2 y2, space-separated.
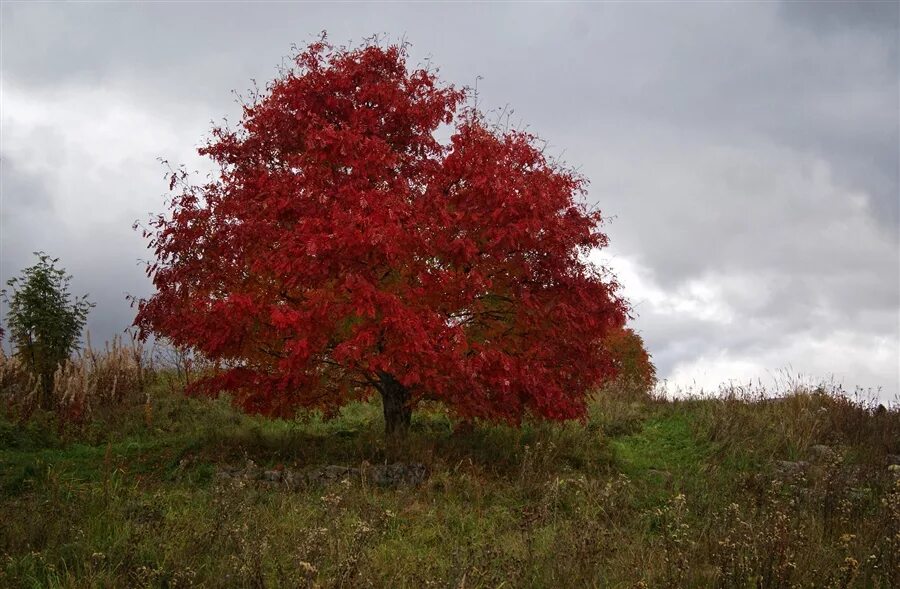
378 372 412 436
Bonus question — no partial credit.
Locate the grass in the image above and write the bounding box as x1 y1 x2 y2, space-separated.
1 380 898 588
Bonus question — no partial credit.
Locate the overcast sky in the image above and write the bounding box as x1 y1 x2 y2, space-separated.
1 1 897 400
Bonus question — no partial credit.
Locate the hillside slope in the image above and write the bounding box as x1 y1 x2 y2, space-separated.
1 383 898 587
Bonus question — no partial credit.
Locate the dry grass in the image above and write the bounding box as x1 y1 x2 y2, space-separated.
0 348 40 417
0 373 898 587
689 381 900 461
51 333 148 423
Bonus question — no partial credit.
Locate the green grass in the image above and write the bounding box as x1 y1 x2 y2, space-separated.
610 411 713 505
1 382 898 588
613 412 706 475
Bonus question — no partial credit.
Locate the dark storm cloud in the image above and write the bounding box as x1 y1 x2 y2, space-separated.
780 0 900 34
1 1 897 396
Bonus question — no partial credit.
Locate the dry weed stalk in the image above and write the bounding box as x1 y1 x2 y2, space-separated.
53 333 147 422
0 346 41 418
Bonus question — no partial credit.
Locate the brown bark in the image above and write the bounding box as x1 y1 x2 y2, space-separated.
378 372 412 436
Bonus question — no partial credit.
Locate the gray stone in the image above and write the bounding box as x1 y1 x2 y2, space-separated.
774 460 809 477
282 471 303 489
323 465 354 479
809 445 834 460
369 462 428 487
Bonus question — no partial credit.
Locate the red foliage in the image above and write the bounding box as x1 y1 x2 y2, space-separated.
601 327 656 392
134 38 629 426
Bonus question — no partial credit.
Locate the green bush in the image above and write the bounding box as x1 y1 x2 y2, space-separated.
2 252 93 408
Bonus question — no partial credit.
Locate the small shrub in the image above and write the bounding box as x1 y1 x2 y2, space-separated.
1 252 93 408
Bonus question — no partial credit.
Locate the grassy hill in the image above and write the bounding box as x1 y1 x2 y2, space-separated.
1 381 898 588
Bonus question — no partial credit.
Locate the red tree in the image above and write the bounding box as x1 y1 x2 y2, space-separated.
135 38 629 434
601 327 656 393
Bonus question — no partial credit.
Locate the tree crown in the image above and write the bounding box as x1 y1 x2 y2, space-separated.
135 37 631 424
2 252 93 396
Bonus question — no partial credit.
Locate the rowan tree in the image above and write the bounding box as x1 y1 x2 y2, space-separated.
134 37 631 434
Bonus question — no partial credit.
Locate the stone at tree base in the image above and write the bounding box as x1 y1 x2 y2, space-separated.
323 465 354 479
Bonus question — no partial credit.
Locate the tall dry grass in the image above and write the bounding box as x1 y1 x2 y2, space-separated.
688 380 900 460
0 347 41 418
52 333 148 423
1 332 148 424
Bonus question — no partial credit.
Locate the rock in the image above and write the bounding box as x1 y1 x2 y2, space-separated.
809 445 834 461
324 465 354 479
888 464 900 480
282 471 304 489
369 462 428 488
773 460 809 477
406 463 428 486
262 470 282 482
368 465 394 487
885 455 900 466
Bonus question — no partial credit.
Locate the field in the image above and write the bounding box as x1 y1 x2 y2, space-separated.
1 378 899 588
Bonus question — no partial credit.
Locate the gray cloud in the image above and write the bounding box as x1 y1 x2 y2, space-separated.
1 2 897 397
0 156 55 217
780 0 900 34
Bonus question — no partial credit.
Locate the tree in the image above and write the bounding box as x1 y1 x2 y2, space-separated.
601 327 656 393
134 37 630 435
2 253 93 408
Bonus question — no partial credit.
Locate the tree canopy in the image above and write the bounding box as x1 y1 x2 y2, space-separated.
135 37 631 433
